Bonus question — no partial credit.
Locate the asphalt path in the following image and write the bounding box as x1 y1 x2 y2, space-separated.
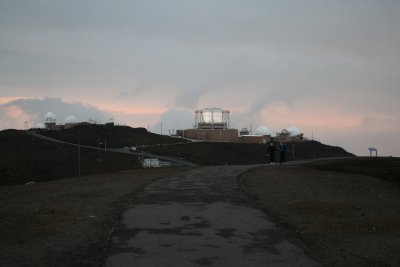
105 165 320 267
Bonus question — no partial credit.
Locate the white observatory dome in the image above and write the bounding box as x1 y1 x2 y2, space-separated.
44 112 56 122
255 126 271 135
65 115 77 124
287 126 301 136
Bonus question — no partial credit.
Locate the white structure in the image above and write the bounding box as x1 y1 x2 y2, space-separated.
65 115 77 124
45 112 56 123
44 112 57 129
65 115 79 129
287 126 301 136
195 108 230 130
143 158 160 168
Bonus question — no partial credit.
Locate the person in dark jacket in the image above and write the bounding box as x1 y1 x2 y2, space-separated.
267 143 276 164
279 142 286 164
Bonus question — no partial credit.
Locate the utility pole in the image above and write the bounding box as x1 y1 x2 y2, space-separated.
161 122 163 135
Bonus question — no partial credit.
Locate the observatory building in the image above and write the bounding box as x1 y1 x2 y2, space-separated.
65 115 79 129
274 129 304 142
44 112 57 130
195 108 230 130
177 108 238 142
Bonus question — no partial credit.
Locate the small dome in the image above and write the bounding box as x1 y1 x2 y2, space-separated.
287 126 301 136
65 115 77 123
44 112 56 122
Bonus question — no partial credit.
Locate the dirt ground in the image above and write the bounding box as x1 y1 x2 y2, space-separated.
0 167 192 267
241 159 400 267
2 157 399 266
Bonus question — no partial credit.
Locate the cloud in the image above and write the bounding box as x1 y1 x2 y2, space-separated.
149 108 194 134
360 113 398 130
0 105 36 130
0 97 112 129
1 1 400 155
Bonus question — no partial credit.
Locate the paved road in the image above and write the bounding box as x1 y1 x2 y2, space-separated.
105 165 320 267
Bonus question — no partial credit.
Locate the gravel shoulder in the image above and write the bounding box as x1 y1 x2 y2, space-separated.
241 161 400 266
0 167 193 267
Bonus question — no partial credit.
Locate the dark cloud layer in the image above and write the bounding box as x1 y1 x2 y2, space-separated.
0 1 399 155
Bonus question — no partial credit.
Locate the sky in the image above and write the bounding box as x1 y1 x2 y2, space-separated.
1 0 399 156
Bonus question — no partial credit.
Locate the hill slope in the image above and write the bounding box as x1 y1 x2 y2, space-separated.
144 140 354 165
38 124 188 147
1 125 353 185
0 130 140 186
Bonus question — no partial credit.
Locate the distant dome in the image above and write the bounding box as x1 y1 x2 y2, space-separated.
287 126 301 136
255 126 271 135
44 112 56 122
65 115 77 123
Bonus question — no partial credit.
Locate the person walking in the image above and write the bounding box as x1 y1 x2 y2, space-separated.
267 142 276 164
279 142 286 164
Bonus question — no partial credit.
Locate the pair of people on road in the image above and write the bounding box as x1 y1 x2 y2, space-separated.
267 142 286 165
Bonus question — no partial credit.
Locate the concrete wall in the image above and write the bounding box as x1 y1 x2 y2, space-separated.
177 129 238 142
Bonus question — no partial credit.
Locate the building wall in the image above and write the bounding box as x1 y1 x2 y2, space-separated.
65 123 79 129
45 122 56 130
177 129 238 142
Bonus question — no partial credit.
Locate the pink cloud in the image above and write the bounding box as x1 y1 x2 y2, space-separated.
0 105 37 130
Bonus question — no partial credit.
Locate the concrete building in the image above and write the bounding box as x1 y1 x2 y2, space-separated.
177 107 238 142
44 112 57 130
274 129 304 143
177 128 238 142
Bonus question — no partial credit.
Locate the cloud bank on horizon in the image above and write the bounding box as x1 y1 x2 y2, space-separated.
0 1 399 156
